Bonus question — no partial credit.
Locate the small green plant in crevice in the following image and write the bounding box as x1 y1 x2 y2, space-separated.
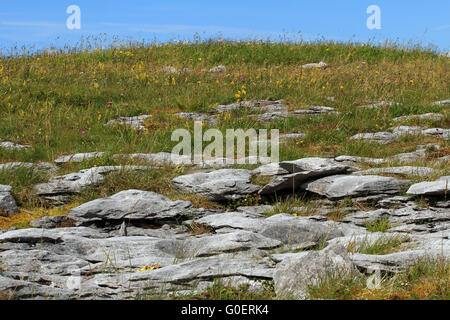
352 235 410 255
188 221 215 236
307 257 449 300
306 269 366 300
100 247 120 274
312 233 332 251
226 193 263 210
170 279 276 300
265 194 318 217
365 217 392 232
251 174 272 187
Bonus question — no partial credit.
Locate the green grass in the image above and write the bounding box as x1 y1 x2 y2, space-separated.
0 40 448 301
166 279 276 300
307 258 449 300
0 167 51 208
1 40 448 164
365 218 392 232
352 235 410 255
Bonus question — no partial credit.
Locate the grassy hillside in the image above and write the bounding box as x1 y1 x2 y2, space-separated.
1 41 448 161
0 40 448 220
0 40 449 301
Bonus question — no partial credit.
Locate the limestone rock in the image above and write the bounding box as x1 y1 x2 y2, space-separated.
160 66 178 74
174 112 217 124
29 216 74 229
392 113 444 122
183 231 281 257
303 175 408 199
358 101 395 109
390 126 423 137
349 132 397 144
421 128 450 140
357 166 435 177
301 61 328 69
273 245 354 299
335 155 386 165
34 166 149 202
252 163 289 177
68 190 195 226
208 65 226 73
0 142 31 150
172 169 260 201
105 115 151 131
0 162 57 172
259 158 354 195
351 249 449 273
0 185 19 216
431 99 450 106
293 106 338 115
54 153 106 164
407 176 450 197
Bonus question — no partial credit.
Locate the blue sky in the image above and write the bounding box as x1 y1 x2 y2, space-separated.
1 0 449 53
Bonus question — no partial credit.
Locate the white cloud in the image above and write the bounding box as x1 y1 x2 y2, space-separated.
0 21 62 28
96 22 255 35
434 24 450 31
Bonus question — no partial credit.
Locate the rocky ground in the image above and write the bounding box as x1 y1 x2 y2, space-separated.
0 100 448 300
0 42 448 300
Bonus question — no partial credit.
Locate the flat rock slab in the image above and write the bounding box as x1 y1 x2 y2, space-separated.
303 175 409 199
34 166 149 202
388 150 427 164
357 101 395 109
279 157 353 174
216 100 286 113
407 176 449 197
273 245 353 299
194 212 362 245
105 115 151 131
432 99 450 106
68 190 195 226
254 106 339 122
183 231 281 257
335 155 386 165
30 216 74 229
301 61 328 69
172 169 260 201
259 158 354 195
349 132 397 144
174 112 217 124
351 248 449 273
114 152 192 166
421 128 450 140
390 126 423 136
0 162 57 172
252 163 289 176
392 113 444 122
341 206 449 231
357 166 436 177
114 153 270 168
0 226 276 299
0 185 19 216
292 106 338 115
54 153 106 164
0 142 31 150
78 253 275 299
208 65 226 73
